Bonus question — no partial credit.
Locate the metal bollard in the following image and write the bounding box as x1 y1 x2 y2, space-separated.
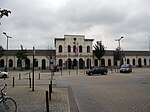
13 77 15 87
49 84 52 101
45 91 49 112
19 73 21 80
39 73 40 80
69 70 70 75
29 78 31 88
50 80 52 93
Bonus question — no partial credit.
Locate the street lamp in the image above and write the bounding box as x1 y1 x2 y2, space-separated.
115 36 124 67
32 46 35 91
3 32 12 72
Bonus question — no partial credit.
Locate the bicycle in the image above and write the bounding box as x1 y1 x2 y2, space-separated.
0 84 17 112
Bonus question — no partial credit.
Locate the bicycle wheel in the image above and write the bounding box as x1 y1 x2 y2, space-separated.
3 97 17 112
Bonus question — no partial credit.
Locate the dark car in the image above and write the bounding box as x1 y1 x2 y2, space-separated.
120 64 132 73
86 67 108 76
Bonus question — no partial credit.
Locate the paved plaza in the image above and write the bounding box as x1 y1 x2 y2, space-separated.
0 68 150 112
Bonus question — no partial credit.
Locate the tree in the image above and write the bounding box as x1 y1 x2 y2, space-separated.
0 8 11 25
113 47 124 66
93 41 106 66
0 45 4 58
16 45 28 70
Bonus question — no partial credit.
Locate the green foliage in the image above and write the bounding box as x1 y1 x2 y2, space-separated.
113 47 125 66
0 8 11 18
93 41 105 61
113 47 120 61
0 45 4 58
16 45 28 61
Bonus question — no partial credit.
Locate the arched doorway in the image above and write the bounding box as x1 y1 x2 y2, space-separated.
127 59 130 64
132 59 135 66
67 58 72 69
108 59 111 66
42 59 46 69
87 59 91 69
59 59 63 67
138 58 142 67
9 59 13 67
95 59 98 66
79 58 84 69
25 58 30 70
73 59 77 69
0 59 5 67
101 58 105 66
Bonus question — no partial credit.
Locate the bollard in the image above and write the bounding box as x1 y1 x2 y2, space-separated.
50 80 52 93
45 91 49 112
49 84 52 101
19 73 21 80
39 73 40 80
69 70 70 75
13 77 15 87
29 78 31 88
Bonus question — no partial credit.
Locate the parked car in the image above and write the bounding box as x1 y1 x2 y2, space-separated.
86 67 108 75
0 71 9 78
120 64 132 73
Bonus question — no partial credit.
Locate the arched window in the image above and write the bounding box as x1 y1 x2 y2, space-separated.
73 45 76 53
68 45 71 53
144 59 147 65
87 46 90 53
132 59 135 65
108 59 111 66
0 59 4 67
79 45 82 53
59 45 62 53
127 59 130 64
9 59 13 67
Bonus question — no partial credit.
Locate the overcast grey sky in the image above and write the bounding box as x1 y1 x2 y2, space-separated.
0 0 150 50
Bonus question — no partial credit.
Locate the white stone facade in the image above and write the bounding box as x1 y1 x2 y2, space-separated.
0 35 150 71
55 35 94 69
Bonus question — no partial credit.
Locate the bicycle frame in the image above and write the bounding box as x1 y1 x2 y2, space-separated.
0 84 17 112
0 84 7 103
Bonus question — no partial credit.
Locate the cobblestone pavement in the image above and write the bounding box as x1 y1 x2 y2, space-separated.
0 86 70 112
0 68 150 112
56 68 150 112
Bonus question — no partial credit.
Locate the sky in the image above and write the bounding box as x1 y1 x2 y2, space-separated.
0 0 150 51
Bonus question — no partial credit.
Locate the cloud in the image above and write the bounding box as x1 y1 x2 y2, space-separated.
0 0 149 50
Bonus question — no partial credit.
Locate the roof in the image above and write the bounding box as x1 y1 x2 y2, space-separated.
3 50 55 56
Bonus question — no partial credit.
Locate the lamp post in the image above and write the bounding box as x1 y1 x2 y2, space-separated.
32 46 35 91
148 36 150 51
115 36 124 67
3 32 12 72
